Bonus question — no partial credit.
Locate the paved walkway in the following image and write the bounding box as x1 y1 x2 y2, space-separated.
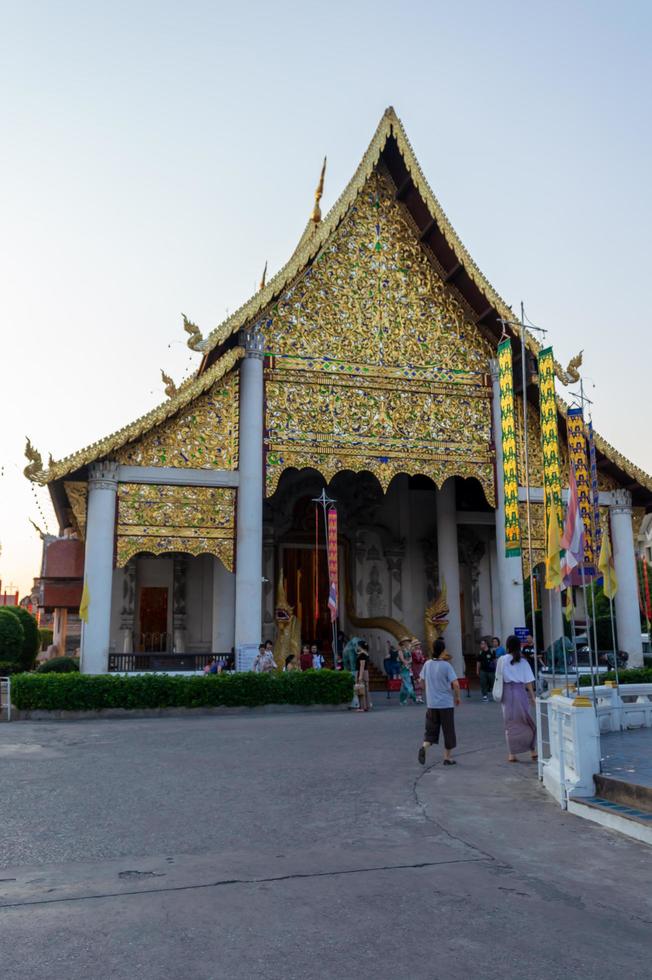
1 699 651 979
602 727 652 789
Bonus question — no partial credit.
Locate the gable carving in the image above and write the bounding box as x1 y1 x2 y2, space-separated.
263 170 495 502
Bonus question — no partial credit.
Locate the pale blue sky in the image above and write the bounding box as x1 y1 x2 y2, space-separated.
1 0 650 595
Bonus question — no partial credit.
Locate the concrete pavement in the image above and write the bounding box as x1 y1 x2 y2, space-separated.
1 699 650 979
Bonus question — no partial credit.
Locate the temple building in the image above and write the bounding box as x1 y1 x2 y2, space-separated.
27 108 651 675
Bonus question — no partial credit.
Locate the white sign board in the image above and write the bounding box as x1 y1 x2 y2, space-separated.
236 643 259 673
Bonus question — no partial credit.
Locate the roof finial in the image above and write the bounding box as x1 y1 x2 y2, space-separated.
161 369 177 398
259 260 267 291
311 156 327 225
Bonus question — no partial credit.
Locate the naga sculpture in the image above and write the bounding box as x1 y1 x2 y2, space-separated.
24 437 44 482
564 350 583 385
424 581 450 652
161 369 178 398
182 313 204 351
272 577 301 667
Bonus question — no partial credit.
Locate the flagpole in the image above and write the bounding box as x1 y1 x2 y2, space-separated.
580 562 599 716
519 303 545 693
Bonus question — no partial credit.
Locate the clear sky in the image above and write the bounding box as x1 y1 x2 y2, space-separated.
1 0 650 597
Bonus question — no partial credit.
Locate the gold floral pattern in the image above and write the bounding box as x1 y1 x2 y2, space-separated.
116 483 235 569
64 481 88 539
115 370 239 470
264 171 495 504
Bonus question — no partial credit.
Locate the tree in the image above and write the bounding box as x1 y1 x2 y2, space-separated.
0 608 25 665
4 606 40 671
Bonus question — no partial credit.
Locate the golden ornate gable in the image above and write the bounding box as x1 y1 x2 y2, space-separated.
264 169 496 502
115 368 239 470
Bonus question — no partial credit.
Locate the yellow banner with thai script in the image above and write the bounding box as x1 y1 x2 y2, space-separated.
497 339 520 557
538 347 563 541
567 408 595 577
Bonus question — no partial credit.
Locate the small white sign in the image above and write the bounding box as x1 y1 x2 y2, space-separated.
236 643 259 673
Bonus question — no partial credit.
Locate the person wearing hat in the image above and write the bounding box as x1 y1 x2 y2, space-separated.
398 636 417 706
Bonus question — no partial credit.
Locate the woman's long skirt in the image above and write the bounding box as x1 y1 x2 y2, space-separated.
399 666 416 704
501 682 536 754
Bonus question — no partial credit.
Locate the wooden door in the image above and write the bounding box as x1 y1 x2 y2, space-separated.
139 587 168 651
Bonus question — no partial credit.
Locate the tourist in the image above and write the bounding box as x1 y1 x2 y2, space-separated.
398 636 417 706
343 635 362 708
299 643 313 671
418 638 461 766
311 643 324 670
355 639 371 712
383 640 401 680
283 654 299 672
253 643 277 673
494 634 537 763
492 636 506 658
476 637 496 701
411 639 426 704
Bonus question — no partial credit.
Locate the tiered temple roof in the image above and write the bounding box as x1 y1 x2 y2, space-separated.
32 107 651 526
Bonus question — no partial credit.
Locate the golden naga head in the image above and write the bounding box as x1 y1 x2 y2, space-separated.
564 350 583 385
24 437 44 482
275 576 294 624
160 369 177 399
182 313 204 351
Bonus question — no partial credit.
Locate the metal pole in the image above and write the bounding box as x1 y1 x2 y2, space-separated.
608 596 620 695
519 303 539 692
580 562 599 718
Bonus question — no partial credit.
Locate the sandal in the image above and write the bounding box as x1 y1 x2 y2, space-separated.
443 759 456 766
508 757 518 763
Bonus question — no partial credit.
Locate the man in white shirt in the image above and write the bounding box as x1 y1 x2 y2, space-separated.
418 639 461 766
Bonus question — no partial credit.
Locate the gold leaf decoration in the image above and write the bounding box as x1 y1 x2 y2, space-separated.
24 437 44 482
182 313 204 351
161 369 177 399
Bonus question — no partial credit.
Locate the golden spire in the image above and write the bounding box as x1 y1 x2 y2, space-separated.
259 260 267 291
310 156 327 225
161 369 177 398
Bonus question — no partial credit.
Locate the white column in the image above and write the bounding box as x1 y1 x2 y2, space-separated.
234 326 264 653
541 585 563 651
436 478 464 676
81 461 118 674
490 359 526 638
611 490 644 666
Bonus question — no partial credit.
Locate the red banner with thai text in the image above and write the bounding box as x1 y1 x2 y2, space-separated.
327 508 338 622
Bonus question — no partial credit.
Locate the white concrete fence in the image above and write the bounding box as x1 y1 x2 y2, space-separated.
537 683 652 808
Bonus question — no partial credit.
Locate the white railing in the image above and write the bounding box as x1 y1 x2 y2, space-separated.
0 677 11 722
538 683 652 809
538 694 601 807
585 683 652 732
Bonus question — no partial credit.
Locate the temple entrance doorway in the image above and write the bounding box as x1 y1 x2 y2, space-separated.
138 586 169 652
280 544 331 649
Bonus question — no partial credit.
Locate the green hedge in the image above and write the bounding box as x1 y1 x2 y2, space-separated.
579 668 652 686
10 669 353 712
0 660 20 677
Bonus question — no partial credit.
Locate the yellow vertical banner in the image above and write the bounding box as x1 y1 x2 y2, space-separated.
538 347 563 541
497 339 520 557
566 407 595 576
